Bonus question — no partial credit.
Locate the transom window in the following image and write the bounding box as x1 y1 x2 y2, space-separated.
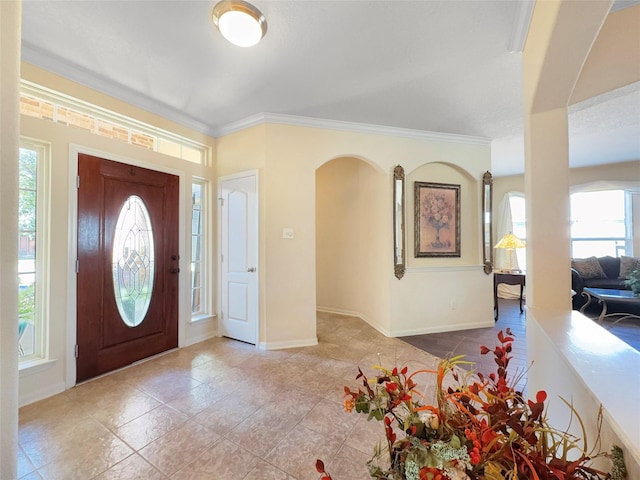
20 80 209 165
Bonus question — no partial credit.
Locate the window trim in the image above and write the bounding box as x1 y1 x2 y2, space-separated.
20 80 210 165
18 138 51 367
190 178 210 321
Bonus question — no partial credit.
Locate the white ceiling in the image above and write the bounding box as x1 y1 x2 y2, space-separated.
20 0 640 177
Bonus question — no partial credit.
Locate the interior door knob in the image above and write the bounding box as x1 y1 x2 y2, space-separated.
247 267 256 272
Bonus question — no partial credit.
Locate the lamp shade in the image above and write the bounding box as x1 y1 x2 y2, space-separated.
212 0 267 47
494 232 526 249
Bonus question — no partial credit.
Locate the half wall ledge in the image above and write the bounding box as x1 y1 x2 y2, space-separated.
527 306 639 478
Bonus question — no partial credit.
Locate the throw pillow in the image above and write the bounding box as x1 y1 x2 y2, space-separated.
619 255 640 279
571 256 606 280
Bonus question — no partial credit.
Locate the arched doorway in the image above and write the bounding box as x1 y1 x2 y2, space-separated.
315 156 390 333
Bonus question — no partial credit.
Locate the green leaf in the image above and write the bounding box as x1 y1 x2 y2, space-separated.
370 408 385 421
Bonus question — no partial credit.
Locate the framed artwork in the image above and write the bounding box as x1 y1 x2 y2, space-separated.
414 181 460 257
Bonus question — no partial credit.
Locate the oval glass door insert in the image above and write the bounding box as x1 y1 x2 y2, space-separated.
112 195 155 327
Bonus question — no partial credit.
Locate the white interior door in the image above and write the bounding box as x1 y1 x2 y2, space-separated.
219 172 258 344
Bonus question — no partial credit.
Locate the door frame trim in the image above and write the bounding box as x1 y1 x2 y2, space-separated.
66 144 186 388
217 169 260 346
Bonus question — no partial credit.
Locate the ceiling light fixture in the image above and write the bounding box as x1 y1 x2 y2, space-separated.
212 0 267 48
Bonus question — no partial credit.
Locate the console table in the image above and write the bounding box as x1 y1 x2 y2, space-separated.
494 272 525 320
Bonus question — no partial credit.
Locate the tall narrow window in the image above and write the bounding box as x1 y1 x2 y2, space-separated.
18 141 49 361
191 181 207 317
508 194 527 271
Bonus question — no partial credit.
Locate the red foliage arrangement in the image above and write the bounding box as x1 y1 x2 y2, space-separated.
317 329 625 480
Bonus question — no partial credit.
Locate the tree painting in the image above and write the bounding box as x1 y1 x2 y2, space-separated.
415 182 460 257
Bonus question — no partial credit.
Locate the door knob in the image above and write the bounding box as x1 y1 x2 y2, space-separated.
170 268 180 274
247 267 256 272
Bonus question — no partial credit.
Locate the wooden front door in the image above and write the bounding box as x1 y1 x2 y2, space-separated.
76 154 179 382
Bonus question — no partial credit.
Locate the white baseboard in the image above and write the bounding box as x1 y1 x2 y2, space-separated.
19 381 66 408
391 319 494 338
258 337 318 350
184 330 218 347
316 306 495 338
316 306 392 337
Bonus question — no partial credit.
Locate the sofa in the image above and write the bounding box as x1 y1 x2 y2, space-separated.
571 255 640 311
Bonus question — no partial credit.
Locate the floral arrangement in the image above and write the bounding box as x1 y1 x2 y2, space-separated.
316 329 626 480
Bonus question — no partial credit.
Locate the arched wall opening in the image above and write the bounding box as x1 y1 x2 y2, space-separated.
315 155 390 333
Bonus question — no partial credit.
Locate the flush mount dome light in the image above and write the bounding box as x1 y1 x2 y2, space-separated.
212 0 267 47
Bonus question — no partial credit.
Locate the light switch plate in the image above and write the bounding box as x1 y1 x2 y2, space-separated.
282 227 294 239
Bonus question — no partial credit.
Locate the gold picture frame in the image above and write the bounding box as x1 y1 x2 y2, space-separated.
414 181 461 257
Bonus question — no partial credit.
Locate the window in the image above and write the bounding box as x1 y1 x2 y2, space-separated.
570 190 632 258
509 193 527 270
191 181 207 317
18 140 49 361
20 80 209 165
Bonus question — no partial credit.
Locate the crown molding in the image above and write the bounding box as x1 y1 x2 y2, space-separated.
21 42 216 137
22 42 490 146
610 0 640 13
507 0 534 53
214 112 491 146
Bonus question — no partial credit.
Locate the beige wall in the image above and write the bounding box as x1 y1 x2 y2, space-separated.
217 122 493 344
494 160 640 203
18 64 217 406
571 4 640 104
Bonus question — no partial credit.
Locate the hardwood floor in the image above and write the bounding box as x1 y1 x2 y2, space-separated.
400 298 640 395
401 299 529 392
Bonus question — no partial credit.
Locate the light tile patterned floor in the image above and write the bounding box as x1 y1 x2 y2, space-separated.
17 301 639 479
18 312 443 480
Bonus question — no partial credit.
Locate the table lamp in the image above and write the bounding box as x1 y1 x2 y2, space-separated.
494 232 526 273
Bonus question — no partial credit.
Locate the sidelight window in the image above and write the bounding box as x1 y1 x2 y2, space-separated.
18 140 49 361
191 180 209 318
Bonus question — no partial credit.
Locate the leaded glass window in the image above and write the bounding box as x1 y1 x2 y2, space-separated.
112 195 155 327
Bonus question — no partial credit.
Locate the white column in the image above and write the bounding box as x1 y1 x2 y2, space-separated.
524 108 571 310
522 0 612 312
0 1 21 478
